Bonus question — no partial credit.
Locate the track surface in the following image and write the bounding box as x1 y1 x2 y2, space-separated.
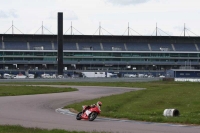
0 85 199 133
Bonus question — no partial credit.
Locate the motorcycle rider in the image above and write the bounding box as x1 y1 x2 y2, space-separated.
82 101 102 113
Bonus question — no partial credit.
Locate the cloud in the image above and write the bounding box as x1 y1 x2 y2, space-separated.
0 9 19 18
9 9 19 18
0 10 8 18
104 0 151 6
49 10 78 20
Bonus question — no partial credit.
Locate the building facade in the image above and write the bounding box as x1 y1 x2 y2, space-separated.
0 34 200 76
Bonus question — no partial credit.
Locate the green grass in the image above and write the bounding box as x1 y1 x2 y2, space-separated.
0 86 77 96
64 81 200 125
0 125 104 133
1 81 200 125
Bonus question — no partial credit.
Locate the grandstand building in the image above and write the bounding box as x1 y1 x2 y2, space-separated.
0 34 200 77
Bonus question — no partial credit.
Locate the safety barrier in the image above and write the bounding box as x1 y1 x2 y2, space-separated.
163 109 180 117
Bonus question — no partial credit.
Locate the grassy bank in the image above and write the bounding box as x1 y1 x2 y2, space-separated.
64 81 200 125
0 86 77 96
0 125 103 133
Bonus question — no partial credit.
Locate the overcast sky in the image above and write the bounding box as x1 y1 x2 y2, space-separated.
0 0 200 36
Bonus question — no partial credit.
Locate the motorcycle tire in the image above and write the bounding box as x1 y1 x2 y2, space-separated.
76 112 82 120
88 112 98 121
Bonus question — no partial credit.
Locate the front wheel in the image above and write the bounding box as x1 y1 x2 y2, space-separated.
88 112 98 121
76 112 82 120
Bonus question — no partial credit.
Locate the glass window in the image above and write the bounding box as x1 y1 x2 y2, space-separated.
64 52 74 56
191 59 198 62
112 58 121 61
93 58 103 61
5 52 13 55
24 52 34 56
44 52 55 56
132 53 140 57
160 59 169 62
158 53 166 57
170 53 179 57
4 57 13 61
64 58 72 61
132 59 143 61
165 53 170 57
13 52 24 56
14 58 23 60
34 52 43 56
140 53 150 57
121 53 131 57
112 53 121 57
121 59 132 61
180 53 188 57
189 53 198 57
151 53 162 57
82 52 92 56
82 58 92 61
105 58 111 61
74 52 82 56
178 59 185 62
33 58 43 61
102 53 112 56
93 53 102 56
24 58 34 61
169 59 175 62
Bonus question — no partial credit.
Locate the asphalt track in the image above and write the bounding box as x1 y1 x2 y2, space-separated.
0 85 199 133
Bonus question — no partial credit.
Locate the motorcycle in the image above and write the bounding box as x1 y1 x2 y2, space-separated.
76 105 101 121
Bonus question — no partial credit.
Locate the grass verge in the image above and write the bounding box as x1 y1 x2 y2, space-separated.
0 125 104 133
0 86 77 96
1 81 200 125
64 81 200 125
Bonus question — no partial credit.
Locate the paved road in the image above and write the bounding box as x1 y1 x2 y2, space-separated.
0 85 199 133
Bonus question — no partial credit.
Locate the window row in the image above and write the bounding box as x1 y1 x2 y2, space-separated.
0 52 200 58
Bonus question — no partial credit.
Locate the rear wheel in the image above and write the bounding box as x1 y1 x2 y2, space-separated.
88 112 98 121
76 112 82 120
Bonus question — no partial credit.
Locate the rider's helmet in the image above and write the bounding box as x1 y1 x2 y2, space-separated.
97 101 102 107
